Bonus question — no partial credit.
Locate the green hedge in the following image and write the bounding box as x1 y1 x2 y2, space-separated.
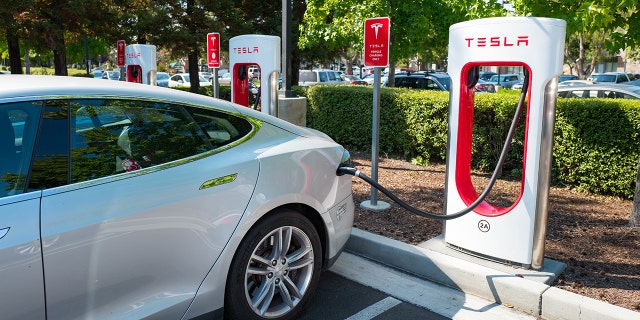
303 85 640 199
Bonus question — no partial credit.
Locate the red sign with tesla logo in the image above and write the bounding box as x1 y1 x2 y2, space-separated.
364 17 390 67
117 40 125 67
207 33 220 68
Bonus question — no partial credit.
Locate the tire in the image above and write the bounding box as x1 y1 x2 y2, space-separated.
224 210 322 320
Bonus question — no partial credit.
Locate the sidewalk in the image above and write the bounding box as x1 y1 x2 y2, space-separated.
344 228 640 320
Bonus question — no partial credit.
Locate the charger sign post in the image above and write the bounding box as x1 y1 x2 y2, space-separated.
360 17 391 211
364 17 390 67
207 33 220 68
117 40 125 67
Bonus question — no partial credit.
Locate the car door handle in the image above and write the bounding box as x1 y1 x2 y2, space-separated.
0 227 9 240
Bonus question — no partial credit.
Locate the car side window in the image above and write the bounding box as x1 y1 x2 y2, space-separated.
69 99 211 183
186 107 253 149
319 72 329 82
425 79 440 90
28 100 70 192
0 102 41 198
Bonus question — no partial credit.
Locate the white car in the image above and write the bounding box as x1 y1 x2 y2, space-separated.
168 73 212 87
0 75 354 320
557 83 640 99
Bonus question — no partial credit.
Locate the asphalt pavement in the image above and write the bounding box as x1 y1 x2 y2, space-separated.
340 228 640 320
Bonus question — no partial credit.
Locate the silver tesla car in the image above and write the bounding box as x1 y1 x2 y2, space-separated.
0 75 354 320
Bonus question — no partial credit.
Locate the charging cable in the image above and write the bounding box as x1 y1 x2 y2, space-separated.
337 69 530 220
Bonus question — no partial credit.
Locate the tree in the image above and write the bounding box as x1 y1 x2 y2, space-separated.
0 0 33 74
509 0 640 79
299 0 502 82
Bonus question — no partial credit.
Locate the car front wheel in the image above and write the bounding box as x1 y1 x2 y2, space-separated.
224 210 322 320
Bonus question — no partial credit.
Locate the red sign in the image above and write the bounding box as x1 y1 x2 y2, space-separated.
364 17 390 67
117 40 125 67
207 33 221 68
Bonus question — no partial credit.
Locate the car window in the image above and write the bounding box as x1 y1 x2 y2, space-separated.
0 102 41 198
425 79 441 90
69 99 212 181
318 72 329 82
591 74 616 82
187 107 253 149
28 100 70 192
396 77 418 88
299 72 317 82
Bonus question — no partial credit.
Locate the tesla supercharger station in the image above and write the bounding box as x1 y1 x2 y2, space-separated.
444 17 566 269
125 44 157 85
229 35 280 116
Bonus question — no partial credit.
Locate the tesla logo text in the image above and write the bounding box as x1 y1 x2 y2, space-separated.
464 36 529 47
125 52 141 58
233 46 259 54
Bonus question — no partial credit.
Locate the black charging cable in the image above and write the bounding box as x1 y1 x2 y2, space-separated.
337 69 530 220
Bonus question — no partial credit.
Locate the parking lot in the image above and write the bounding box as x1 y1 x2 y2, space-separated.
297 252 534 320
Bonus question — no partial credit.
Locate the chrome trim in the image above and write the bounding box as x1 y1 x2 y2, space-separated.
531 77 558 270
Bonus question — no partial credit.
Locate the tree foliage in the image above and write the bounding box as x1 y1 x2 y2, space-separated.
509 0 640 78
299 0 509 75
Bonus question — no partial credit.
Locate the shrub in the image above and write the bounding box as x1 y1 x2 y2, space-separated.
303 86 640 199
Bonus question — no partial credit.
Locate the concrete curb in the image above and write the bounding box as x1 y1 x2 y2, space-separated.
345 228 640 320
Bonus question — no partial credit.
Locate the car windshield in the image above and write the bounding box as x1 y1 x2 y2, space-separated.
591 74 616 82
157 73 169 80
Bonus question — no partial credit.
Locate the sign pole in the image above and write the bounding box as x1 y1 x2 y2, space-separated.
360 17 391 212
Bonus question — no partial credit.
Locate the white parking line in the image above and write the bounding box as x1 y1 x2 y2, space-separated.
344 296 402 320
331 252 535 320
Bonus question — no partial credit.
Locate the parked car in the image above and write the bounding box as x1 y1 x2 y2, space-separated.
558 74 579 83
0 75 354 320
511 81 524 91
487 73 521 89
91 67 104 79
478 71 497 81
384 73 451 91
343 74 368 85
298 69 348 86
557 84 640 99
156 71 170 87
360 73 379 85
214 72 232 85
168 73 212 87
199 72 213 81
558 80 594 86
475 79 496 92
587 72 633 84
101 70 120 81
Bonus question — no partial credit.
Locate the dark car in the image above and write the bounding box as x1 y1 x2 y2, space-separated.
478 72 497 81
384 73 451 91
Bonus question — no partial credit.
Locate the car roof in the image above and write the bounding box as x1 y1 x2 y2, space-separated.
0 75 226 107
557 83 639 90
557 83 640 95
0 75 323 139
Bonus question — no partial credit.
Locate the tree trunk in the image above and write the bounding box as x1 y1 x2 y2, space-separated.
188 51 199 93
631 159 640 229
52 17 68 76
6 29 23 74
